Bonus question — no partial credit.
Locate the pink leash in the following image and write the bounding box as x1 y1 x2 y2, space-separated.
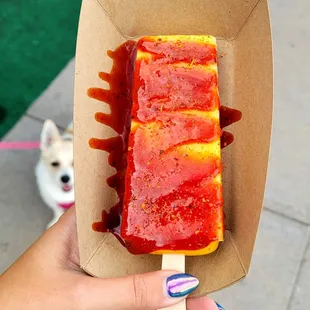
0 141 40 150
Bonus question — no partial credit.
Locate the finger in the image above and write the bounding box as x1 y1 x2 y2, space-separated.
53 205 77 231
187 296 221 309
40 206 80 268
80 271 199 310
46 205 77 239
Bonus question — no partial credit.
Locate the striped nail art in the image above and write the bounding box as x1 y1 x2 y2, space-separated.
166 273 199 298
216 302 225 310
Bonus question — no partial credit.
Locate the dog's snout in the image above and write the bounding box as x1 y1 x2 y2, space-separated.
61 175 70 183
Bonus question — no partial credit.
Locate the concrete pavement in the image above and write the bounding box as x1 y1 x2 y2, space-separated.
1 1 310 309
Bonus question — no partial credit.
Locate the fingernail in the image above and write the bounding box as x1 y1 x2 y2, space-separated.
216 302 225 310
166 273 199 298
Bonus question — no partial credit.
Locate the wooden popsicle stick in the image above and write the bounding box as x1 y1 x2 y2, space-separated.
159 254 186 310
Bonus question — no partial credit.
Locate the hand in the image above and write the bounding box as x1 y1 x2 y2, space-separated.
0 207 222 310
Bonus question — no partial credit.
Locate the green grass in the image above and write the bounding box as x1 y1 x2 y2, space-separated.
0 0 81 138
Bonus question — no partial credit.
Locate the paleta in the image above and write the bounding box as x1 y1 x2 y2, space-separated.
121 35 224 255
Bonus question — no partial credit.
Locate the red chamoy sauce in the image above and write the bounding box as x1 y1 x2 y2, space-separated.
220 106 243 148
89 41 136 238
88 39 242 254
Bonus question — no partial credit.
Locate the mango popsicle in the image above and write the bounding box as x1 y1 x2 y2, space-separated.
120 35 224 255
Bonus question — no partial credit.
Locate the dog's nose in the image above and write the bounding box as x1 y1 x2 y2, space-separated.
61 175 70 183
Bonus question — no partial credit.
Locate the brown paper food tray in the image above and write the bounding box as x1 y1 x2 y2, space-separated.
74 0 273 296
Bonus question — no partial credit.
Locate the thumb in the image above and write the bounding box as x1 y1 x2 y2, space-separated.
81 271 199 310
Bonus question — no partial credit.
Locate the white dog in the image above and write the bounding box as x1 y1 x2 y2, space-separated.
36 120 74 228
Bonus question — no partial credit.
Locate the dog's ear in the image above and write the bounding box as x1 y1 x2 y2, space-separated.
40 120 61 151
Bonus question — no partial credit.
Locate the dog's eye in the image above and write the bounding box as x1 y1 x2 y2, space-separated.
51 161 60 167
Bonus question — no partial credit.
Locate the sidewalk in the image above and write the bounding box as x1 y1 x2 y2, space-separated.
0 1 309 309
